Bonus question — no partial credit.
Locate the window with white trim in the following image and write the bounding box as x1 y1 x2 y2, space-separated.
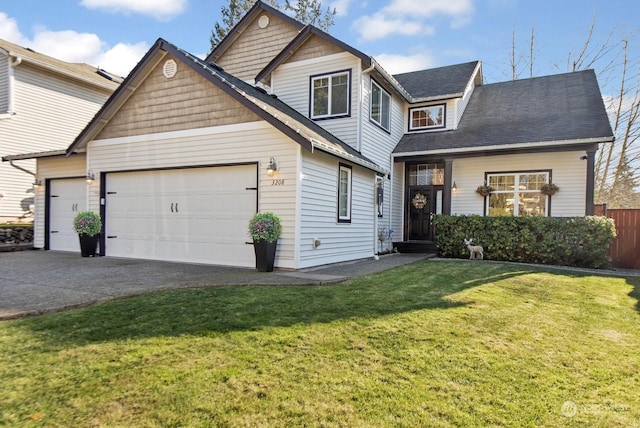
371 80 391 131
409 105 445 130
338 164 352 222
487 172 549 217
311 70 350 119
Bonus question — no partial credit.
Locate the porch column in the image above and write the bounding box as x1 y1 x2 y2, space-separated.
443 158 453 215
585 147 596 216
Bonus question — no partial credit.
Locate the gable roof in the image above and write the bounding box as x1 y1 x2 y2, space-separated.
393 69 614 157
67 38 384 174
206 0 304 64
0 38 122 91
393 61 480 102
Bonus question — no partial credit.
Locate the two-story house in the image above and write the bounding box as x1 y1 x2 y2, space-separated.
11 1 613 269
0 39 121 223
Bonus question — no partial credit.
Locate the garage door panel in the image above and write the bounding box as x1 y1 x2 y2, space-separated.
49 179 86 252
105 165 257 266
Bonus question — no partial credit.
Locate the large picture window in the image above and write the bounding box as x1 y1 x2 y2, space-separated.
311 70 350 119
371 80 391 131
338 164 352 222
409 105 445 131
487 172 550 217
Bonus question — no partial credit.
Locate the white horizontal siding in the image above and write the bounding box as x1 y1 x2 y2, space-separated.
451 151 588 217
272 52 360 149
88 122 299 269
360 74 403 170
298 150 376 268
455 81 475 128
33 154 87 248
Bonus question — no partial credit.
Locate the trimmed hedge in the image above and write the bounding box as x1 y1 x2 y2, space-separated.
433 215 616 269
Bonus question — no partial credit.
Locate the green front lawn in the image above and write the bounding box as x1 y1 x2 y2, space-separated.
1 260 639 427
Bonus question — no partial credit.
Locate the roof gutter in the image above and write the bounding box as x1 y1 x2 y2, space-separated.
311 139 387 174
392 136 615 159
368 57 412 102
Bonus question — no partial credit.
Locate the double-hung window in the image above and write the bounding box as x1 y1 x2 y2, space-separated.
409 105 445 131
487 172 549 217
311 70 350 119
338 164 352 222
370 80 391 131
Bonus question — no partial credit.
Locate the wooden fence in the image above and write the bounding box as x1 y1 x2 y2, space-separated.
595 205 640 269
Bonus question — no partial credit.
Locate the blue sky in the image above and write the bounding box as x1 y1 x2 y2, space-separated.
0 0 638 89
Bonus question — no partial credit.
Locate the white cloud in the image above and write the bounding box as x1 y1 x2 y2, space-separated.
0 14 147 77
375 52 436 75
80 0 187 20
353 13 431 42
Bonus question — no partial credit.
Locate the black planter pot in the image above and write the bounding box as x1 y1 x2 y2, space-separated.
78 234 99 257
253 239 278 272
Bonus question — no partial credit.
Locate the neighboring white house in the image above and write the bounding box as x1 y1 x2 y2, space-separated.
0 38 121 223
4 1 614 269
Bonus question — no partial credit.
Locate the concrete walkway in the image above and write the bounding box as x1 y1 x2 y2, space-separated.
0 250 433 320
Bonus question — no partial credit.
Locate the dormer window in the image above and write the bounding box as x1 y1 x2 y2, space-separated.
409 104 445 131
310 70 351 119
370 79 391 132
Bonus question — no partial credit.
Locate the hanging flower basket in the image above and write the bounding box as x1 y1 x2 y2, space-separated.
540 183 559 196
475 185 494 197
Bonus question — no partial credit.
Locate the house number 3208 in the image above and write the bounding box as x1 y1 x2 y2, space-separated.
272 179 285 186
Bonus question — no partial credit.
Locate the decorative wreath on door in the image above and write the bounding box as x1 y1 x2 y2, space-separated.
412 193 428 209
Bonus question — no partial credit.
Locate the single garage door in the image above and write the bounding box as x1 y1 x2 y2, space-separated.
104 165 257 266
49 178 87 252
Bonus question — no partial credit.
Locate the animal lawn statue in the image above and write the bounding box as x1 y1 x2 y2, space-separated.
464 238 484 260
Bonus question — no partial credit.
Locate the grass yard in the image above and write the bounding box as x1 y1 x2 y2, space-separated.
1 260 639 427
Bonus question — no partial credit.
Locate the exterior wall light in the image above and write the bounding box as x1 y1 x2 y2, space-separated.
86 171 95 184
266 157 278 176
33 179 42 190
452 181 458 192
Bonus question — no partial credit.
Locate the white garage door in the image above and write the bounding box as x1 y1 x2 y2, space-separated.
49 178 86 252
105 165 257 266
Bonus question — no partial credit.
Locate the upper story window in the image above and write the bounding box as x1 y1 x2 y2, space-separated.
487 171 550 217
409 104 445 131
310 70 350 119
370 79 391 131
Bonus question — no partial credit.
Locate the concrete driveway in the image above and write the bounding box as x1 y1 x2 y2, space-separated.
0 250 431 320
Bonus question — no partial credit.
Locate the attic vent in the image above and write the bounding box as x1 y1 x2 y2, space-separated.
163 59 177 79
258 15 270 29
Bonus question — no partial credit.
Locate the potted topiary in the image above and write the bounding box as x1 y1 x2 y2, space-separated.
248 212 282 272
73 211 101 257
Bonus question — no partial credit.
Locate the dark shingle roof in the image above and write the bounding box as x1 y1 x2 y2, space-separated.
393 61 479 100
394 69 614 155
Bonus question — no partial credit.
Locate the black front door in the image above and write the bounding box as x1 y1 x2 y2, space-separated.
407 186 434 241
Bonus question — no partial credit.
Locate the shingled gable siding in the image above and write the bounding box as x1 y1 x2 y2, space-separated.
215 12 301 82
451 151 587 217
272 52 360 149
34 155 87 248
88 122 300 269
298 150 376 268
95 55 261 141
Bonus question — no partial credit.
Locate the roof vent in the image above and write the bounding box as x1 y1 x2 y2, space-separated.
163 59 177 79
258 15 270 29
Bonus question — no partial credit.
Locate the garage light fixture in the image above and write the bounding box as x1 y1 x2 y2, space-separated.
86 170 95 184
33 179 42 190
452 181 458 192
266 157 278 176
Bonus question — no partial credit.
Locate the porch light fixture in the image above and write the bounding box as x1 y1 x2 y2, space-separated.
452 181 458 192
266 157 278 176
86 170 95 184
33 179 42 189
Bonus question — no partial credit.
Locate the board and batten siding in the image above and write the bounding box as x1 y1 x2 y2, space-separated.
33 154 87 248
0 53 9 113
88 122 300 269
298 150 376 268
96 54 261 141
0 63 112 220
214 12 300 82
271 52 361 149
451 151 588 217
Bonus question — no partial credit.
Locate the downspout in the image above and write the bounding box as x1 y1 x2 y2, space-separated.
8 160 36 179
